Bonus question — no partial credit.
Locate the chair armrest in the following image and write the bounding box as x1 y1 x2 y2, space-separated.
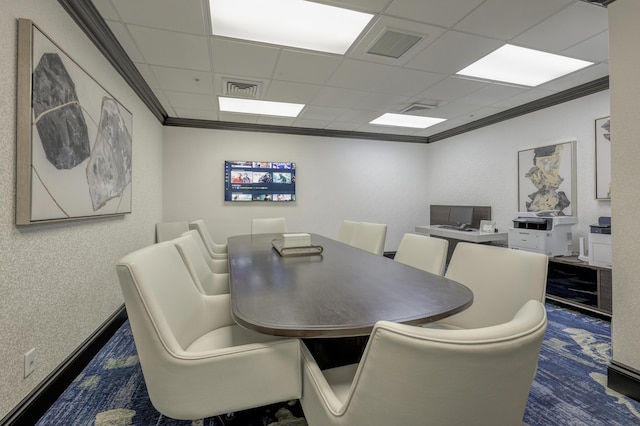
201 293 235 328
301 342 346 415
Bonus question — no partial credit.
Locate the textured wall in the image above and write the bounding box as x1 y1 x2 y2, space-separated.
609 0 640 371
425 91 611 245
162 126 431 251
0 0 163 418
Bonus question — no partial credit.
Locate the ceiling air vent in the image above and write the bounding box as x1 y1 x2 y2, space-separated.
222 78 263 99
401 102 438 115
577 0 616 7
367 29 422 59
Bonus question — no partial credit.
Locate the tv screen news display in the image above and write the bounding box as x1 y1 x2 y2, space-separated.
225 161 296 202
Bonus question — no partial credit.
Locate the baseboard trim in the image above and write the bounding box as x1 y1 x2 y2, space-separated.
608 361 640 403
0 305 128 426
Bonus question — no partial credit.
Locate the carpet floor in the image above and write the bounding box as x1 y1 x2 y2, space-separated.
36 303 640 425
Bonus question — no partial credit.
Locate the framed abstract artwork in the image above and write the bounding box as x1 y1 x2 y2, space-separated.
518 141 576 216
16 19 133 225
595 116 611 200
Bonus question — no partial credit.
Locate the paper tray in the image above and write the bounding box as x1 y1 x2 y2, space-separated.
272 239 324 257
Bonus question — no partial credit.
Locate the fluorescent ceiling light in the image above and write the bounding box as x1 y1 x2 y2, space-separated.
370 113 446 129
210 0 374 54
219 97 305 117
456 44 593 87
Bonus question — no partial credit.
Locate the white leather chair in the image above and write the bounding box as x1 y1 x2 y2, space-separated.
155 221 189 243
300 300 547 426
251 217 287 234
431 242 548 329
189 219 228 259
350 221 387 255
173 234 229 295
336 220 358 244
181 230 229 274
394 233 448 275
116 241 301 420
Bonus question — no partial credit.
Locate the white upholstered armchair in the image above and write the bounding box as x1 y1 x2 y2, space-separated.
300 300 547 426
189 219 228 259
116 241 301 420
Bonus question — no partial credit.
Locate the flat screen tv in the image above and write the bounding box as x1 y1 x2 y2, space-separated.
224 161 296 202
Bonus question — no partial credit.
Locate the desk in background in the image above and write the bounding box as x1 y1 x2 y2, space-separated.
415 225 508 262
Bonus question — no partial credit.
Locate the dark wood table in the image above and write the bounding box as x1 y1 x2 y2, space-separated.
227 233 473 338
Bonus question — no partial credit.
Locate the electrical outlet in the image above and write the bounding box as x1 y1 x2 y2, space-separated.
24 348 35 378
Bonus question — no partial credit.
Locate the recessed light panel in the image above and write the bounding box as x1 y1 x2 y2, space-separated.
219 97 304 117
456 44 593 87
370 113 446 129
210 0 374 54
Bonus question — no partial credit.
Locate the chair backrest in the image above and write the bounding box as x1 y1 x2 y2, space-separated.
350 222 387 255
443 242 548 328
251 217 287 234
303 299 547 425
155 221 189 243
173 234 229 295
336 220 359 244
189 219 227 255
116 241 210 356
394 233 448 275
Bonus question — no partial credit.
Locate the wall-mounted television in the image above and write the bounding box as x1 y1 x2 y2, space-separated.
224 161 296 202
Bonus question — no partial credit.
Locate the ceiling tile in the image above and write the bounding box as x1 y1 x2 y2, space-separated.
173 108 218 120
134 63 161 89
266 80 322 104
109 0 206 35
405 30 502 75
512 1 608 53
561 30 609 63
299 106 344 122
492 88 556 109
457 83 528 107
454 0 573 40
326 59 396 91
318 0 390 14
417 76 488 104
150 66 214 94
257 116 297 126
311 86 370 109
385 0 485 28
211 38 280 78
164 90 217 110
273 50 343 85
372 68 445 97
128 25 210 71
538 62 609 91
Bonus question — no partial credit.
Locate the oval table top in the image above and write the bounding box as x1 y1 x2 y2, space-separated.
227 233 473 338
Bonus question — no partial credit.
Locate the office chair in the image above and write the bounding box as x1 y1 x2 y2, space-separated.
300 300 547 426
115 241 301 420
394 233 449 275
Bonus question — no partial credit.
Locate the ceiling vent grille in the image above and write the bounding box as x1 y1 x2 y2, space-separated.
222 78 263 98
577 0 616 7
401 102 438 114
367 30 422 59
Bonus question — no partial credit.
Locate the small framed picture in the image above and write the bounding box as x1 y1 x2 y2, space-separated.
480 220 496 233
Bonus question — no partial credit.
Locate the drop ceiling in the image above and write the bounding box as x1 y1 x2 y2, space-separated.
83 0 610 143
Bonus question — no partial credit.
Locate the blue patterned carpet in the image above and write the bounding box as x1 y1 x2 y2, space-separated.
36 304 640 425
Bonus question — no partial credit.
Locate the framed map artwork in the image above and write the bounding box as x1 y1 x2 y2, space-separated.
16 19 133 225
518 141 576 216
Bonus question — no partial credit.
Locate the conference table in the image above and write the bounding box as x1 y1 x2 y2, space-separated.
227 233 473 338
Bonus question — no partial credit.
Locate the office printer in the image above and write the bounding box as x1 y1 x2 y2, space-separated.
508 211 577 257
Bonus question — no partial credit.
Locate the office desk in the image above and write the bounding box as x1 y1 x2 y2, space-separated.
227 233 473 338
415 225 508 244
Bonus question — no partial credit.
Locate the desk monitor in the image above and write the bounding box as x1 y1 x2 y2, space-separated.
448 206 474 226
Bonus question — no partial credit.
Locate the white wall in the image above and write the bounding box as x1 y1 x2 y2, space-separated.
426 90 612 245
164 91 611 253
163 127 430 251
0 0 164 418
609 0 640 373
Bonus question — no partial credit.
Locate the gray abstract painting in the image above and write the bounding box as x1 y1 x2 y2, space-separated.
87 98 133 211
32 53 90 170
